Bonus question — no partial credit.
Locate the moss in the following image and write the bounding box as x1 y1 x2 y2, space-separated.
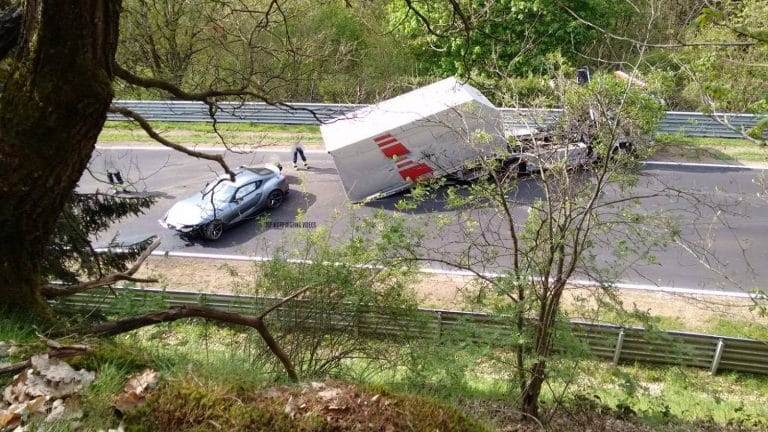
67 340 151 374
124 381 331 432
124 379 489 432
361 383 491 431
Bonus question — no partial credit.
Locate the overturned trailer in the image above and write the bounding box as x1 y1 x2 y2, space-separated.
320 77 506 202
507 127 594 174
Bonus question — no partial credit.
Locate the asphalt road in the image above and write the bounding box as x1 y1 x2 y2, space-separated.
80 147 768 294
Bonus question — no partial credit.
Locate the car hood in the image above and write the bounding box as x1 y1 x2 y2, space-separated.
164 194 216 227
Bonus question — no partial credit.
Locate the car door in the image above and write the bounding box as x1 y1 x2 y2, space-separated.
231 180 263 223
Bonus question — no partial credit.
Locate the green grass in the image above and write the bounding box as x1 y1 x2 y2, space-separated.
104 120 319 134
353 345 768 430
0 314 38 343
579 363 768 430
706 317 768 340
654 134 768 163
99 121 322 146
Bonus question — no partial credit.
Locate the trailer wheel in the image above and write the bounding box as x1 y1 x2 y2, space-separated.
610 141 634 159
517 160 528 176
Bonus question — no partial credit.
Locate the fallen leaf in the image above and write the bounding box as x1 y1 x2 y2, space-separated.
113 370 159 414
3 370 30 404
0 411 21 429
45 397 83 423
124 370 158 394
25 396 47 414
318 388 340 401
113 391 142 414
284 396 298 418
31 354 95 387
42 338 62 349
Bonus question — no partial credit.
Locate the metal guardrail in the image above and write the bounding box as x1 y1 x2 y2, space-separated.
108 100 764 139
109 100 363 125
54 287 768 375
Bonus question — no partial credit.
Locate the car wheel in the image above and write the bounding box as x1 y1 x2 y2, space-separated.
203 220 224 241
267 190 285 209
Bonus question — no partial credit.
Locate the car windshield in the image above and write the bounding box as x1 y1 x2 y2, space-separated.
201 180 237 206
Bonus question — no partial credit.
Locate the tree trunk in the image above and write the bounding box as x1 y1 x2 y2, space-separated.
519 284 566 419
0 1 121 316
521 360 546 419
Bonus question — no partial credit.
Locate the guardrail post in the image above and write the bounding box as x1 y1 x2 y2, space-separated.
612 328 625 365
436 311 443 342
710 339 725 375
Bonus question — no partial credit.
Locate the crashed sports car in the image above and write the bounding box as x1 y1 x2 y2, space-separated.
159 164 288 240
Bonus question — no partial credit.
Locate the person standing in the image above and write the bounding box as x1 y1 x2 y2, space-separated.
292 141 309 169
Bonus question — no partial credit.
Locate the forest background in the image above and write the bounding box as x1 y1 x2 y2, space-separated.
116 0 767 118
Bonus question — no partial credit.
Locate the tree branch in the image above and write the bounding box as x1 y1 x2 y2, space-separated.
0 343 91 375
66 286 316 383
112 62 326 124
74 305 299 381
107 105 235 178
560 3 756 49
42 237 161 298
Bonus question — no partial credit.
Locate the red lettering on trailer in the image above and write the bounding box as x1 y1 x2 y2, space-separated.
376 137 398 147
373 134 410 158
399 164 433 181
396 159 413 168
373 134 432 179
380 143 410 158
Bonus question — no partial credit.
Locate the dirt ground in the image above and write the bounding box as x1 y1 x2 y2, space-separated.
131 256 766 334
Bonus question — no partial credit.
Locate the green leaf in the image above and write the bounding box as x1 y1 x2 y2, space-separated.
693 8 724 27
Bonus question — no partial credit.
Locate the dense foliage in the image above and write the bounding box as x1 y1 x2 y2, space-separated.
117 0 416 103
113 0 767 115
44 193 155 284
386 0 629 79
672 0 768 113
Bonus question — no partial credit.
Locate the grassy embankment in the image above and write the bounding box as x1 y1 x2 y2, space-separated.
2 313 766 431
653 134 768 165
98 121 323 148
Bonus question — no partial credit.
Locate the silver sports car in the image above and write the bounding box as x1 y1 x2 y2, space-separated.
159 164 288 240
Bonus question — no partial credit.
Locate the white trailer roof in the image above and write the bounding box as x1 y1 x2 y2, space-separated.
321 77 497 152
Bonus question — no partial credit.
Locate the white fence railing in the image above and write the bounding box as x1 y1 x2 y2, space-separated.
54 287 768 375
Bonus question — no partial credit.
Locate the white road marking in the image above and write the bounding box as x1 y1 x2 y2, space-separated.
643 161 767 170
150 250 764 299
97 145 327 154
